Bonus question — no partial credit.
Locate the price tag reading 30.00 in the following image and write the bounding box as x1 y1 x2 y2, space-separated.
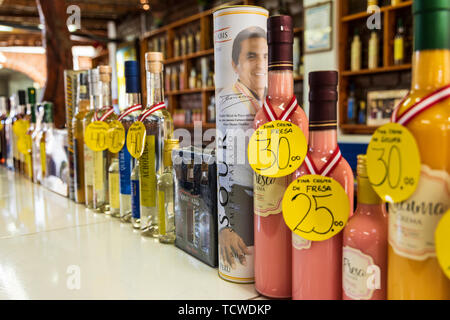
107 120 126 154
248 120 307 178
282 175 350 242
84 121 109 152
126 121 146 159
367 123 420 204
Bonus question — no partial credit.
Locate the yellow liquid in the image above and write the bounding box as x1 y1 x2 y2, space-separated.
388 50 450 300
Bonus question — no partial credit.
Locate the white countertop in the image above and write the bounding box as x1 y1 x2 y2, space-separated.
0 167 260 300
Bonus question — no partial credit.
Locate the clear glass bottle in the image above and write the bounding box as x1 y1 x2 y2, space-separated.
83 69 99 209
32 103 43 183
73 71 90 204
131 160 141 229
38 102 54 182
24 88 36 180
108 158 120 217
94 65 118 214
0 97 8 166
140 52 174 238
16 90 27 173
118 60 142 222
158 138 179 244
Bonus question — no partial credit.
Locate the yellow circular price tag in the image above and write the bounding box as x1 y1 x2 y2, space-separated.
282 175 350 242
17 135 32 154
367 123 421 203
435 209 450 280
126 121 146 159
84 121 109 152
107 120 126 154
248 120 307 178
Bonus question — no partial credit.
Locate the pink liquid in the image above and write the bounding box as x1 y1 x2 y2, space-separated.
343 203 387 300
253 71 309 298
292 129 354 300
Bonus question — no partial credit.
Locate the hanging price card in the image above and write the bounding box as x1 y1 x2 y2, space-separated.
84 121 109 152
17 135 32 154
282 175 350 242
435 209 450 280
107 120 125 153
126 121 146 159
248 120 307 178
367 123 420 203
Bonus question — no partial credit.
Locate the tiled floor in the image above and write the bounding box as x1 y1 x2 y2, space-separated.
0 167 260 300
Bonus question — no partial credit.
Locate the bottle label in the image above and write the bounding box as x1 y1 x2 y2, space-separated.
253 173 289 216
84 145 94 186
343 246 379 300
109 171 120 209
388 164 450 260
132 178 140 219
94 151 104 192
119 147 131 195
292 233 311 250
140 135 156 208
158 190 166 235
394 38 404 62
40 141 46 176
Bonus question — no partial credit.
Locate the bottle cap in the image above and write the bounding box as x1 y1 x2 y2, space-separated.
268 15 293 71
27 87 36 104
357 154 368 178
125 60 140 94
145 52 164 73
18 90 26 105
413 0 450 51
308 70 338 131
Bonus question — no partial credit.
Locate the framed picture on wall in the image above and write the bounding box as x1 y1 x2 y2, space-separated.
304 1 333 53
367 89 409 126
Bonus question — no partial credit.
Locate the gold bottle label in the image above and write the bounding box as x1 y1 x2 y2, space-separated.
109 171 120 209
40 141 46 176
253 173 289 217
389 165 449 260
394 38 404 62
84 145 94 185
140 135 156 207
94 151 104 192
158 190 166 235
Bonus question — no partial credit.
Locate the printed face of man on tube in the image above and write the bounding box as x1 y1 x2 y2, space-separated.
232 27 268 103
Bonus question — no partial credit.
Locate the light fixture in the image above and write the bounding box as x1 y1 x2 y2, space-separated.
143 4 150 10
38 24 44 30
68 24 77 32
0 25 13 32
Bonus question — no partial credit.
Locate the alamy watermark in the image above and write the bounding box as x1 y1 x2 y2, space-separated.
66 265 81 290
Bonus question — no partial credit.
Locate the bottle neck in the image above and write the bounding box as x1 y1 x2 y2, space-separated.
309 129 338 152
125 93 141 111
267 70 294 109
146 71 164 107
412 49 450 90
99 81 112 108
357 175 383 205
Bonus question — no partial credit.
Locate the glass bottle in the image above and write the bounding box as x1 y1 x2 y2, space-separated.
343 154 387 300
292 71 354 300
252 15 309 299
108 158 120 217
195 28 201 52
140 52 174 237
0 97 8 165
32 103 44 183
181 33 187 56
387 0 450 300
38 102 54 183
24 87 36 180
394 18 405 65
158 138 179 243
83 69 99 209
351 28 362 71
347 83 356 124
187 29 194 54
93 65 117 214
131 160 141 229
118 60 142 222
368 31 379 69
5 97 17 170
16 90 27 173
73 71 90 204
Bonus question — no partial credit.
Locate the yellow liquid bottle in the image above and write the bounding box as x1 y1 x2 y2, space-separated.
388 0 450 300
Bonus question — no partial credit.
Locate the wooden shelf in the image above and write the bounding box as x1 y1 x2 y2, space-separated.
340 124 379 135
164 48 214 65
174 122 216 129
167 87 214 95
342 64 411 76
293 27 304 33
341 0 412 22
294 75 304 81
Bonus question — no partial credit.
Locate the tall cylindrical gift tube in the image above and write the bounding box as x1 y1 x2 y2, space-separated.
213 5 269 283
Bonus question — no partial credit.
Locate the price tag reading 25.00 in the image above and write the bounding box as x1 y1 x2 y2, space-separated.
282 175 350 242
367 123 420 203
248 120 307 178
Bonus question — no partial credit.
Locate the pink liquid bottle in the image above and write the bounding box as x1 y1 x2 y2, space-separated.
253 15 309 299
343 154 387 300
292 71 354 300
